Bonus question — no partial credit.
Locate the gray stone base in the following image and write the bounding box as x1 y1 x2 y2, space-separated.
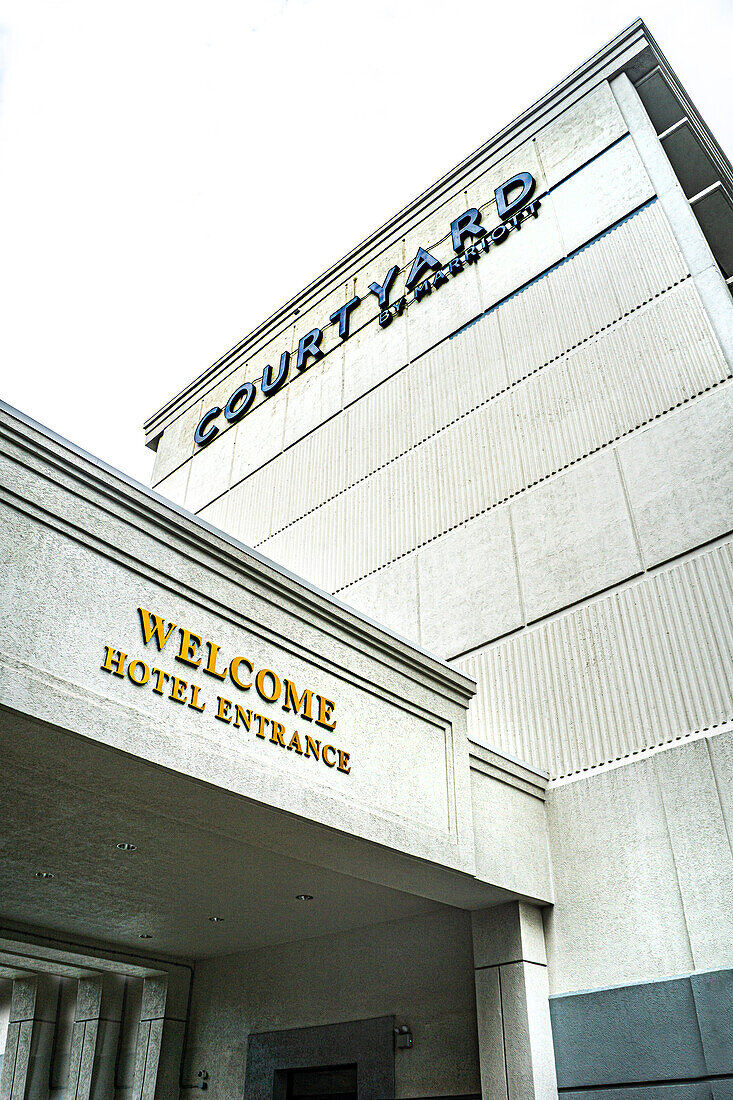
550 968 733 1097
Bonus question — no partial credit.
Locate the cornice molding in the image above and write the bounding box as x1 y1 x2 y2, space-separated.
0 400 476 708
468 738 549 800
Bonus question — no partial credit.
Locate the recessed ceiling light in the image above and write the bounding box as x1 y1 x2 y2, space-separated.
295 894 314 901
116 842 137 851
35 871 55 879
208 916 224 923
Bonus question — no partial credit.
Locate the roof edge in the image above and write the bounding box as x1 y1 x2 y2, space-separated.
144 19 653 443
0 399 476 707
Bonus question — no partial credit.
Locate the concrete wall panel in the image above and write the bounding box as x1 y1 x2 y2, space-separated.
211 460 275 547
535 82 628 189
709 731 733 859
561 1086 713 1100
653 741 733 973
470 769 551 899
152 464 189 511
550 967 733 1094
691 969 733 1075
153 99 674 500
550 976 707 1087
184 426 235 515
599 198 687 312
281 348 344 452
476 196 565 316
182 201 694 560
230 387 288 486
267 415 348 539
0 410 481 880
342 305 409 408
544 731 733 995
417 507 521 657
511 452 641 622
458 542 733 777
340 555 420 645
618 385 733 569
549 137 654 255
544 757 694 994
464 135 546 217
596 284 729 433
151 400 202 487
407 262 484 363
260 276 727 601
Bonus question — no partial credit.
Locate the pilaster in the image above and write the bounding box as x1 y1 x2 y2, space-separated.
66 974 125 1100
132 974 188 1100
472 903 558 1100
0 974 60 1100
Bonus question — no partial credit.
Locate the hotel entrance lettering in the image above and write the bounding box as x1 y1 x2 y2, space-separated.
99 607 351 775
193 172 539 448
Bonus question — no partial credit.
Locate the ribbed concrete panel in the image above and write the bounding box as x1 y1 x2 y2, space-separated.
495 201 688 391
512 349 615 489
208 205 690 551
256 275 729 595
345 366 413 487
221 464 277 548
197 494 230 534
212 203 689 540
448 311 509 413
258 503 339 593
546 243 621 351
601 199 688 312
269 413 348 537
458 541 733 778
619 386 733 569
499 267 568 380
329 281 727 591
601 283 728 431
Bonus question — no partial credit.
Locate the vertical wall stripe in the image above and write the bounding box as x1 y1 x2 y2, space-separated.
457 542 733 778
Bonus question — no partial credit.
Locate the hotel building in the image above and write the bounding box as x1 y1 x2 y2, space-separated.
1 20 732 1100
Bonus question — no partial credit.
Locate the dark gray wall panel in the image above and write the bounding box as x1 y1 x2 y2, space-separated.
691 970 733 1075
552 969 733 1093
550 975 706 1087
562 1085 713 1100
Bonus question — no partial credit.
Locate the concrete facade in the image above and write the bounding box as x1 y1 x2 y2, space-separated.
1 19 732 1100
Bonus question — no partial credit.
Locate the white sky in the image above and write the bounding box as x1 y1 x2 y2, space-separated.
0 0 731 484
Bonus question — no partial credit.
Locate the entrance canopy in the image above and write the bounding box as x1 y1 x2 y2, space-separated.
0 401 551 963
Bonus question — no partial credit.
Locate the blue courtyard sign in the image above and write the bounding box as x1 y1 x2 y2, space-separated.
193 172 540 448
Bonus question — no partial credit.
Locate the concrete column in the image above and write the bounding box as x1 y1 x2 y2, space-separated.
472 903 558 1100
66 974 124 1100
132 974 188 1100
0 974 60 1100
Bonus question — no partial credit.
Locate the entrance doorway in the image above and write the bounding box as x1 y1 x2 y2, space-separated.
245 1016 394 1098
285 1063 357 1100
